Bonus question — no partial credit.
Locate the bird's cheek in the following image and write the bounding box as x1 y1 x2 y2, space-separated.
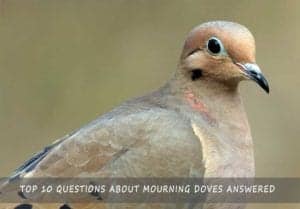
220 62 245 79
183 52 209 70
232 63 247 79
235 67 251 81
212 62 244 82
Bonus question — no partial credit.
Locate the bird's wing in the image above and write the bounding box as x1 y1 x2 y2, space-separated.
0 107 204 209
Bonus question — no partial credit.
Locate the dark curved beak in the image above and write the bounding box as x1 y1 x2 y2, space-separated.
236 63 269 93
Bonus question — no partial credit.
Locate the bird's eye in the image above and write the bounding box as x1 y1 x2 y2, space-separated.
206 37 226 56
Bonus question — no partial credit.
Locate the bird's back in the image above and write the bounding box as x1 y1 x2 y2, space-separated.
0 89 206 208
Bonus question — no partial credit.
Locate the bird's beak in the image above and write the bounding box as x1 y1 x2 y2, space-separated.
235 63 269 93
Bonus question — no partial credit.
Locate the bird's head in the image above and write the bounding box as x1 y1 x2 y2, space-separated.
179 21 269 93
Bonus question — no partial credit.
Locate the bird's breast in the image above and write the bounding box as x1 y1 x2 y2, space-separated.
191 122 255 178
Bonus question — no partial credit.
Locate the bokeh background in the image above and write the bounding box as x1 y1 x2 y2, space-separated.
0 0 299 208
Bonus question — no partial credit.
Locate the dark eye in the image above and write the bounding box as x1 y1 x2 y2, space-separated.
206 37 226 56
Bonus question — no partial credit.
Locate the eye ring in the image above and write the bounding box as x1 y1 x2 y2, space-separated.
206 37 227 56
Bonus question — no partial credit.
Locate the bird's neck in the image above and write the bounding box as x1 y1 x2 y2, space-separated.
158 75 255 177
167 75 251 136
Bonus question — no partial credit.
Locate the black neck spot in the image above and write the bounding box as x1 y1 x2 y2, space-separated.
191 69 203 81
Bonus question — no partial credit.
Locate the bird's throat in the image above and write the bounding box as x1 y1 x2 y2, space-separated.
181 80 245 127
183 90 217 123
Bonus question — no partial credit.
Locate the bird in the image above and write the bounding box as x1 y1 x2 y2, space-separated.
0 21 269 209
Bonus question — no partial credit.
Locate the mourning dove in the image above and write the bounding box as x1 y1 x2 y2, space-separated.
0 21 269 209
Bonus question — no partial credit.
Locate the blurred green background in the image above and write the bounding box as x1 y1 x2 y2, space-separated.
0 0 299 208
